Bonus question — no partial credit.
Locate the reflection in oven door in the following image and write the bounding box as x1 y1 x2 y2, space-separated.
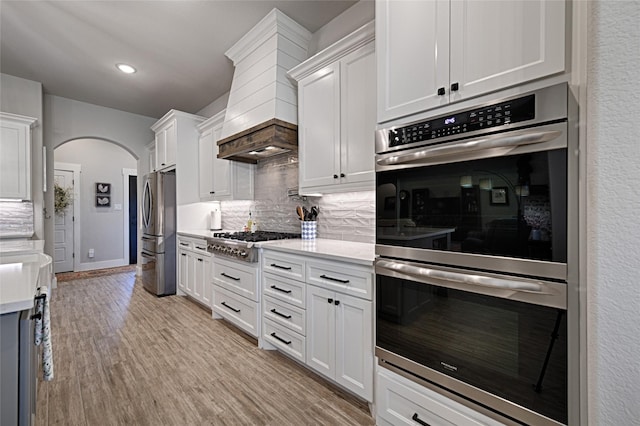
376 259 568 425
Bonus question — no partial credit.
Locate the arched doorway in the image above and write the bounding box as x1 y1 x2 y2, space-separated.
54 138 137 273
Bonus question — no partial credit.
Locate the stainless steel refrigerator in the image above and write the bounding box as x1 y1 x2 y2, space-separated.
140 170 176 296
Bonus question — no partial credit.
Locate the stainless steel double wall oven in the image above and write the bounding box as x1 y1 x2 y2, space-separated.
375 83 579 425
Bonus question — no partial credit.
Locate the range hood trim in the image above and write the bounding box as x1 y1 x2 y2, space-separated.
216 118 297 164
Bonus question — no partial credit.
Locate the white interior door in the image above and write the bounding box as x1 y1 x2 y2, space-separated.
54 169 74 273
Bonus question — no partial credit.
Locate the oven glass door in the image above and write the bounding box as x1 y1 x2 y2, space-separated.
376 265 567 424
376 146 567 264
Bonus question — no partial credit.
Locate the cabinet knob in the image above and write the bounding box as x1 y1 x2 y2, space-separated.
340 173 345 178
333 174 339 179
328 298 333 304
210 191 215 194
161 163 166 166
437 87 446 96
334 300 340 306
451 82 459 92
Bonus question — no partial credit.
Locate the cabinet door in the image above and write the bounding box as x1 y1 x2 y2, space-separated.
198 128 215 200
155 130 166 170
449 0 565 101
201 257 212 307
148 144 156 173
211 126 232 199
376 0 450 123
306 285 336 378
298 62 341 191
164 119 177 168
193 255 206 301
178 250 188 293
185 252 196 295
0 120 31 199
340 42 376 187
335 293 373 401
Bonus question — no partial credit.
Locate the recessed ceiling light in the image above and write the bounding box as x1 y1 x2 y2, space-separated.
116 63 136 74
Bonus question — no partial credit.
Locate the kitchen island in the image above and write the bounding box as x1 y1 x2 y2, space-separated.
0 241 52 426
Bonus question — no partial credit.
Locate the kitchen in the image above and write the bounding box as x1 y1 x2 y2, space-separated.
1 1 639 425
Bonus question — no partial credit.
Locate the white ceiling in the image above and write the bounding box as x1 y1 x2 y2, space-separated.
0 0 358 118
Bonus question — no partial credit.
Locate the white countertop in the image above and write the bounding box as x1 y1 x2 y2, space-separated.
0 253 51 314
178 230 376 265
258 238 376 266
178 229 221 239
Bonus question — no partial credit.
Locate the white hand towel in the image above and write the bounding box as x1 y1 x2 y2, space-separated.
35 287 54 381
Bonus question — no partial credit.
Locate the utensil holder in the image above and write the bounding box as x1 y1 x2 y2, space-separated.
301 221 317 240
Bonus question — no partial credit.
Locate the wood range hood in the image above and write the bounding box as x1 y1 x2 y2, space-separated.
216 119 297 164
217 9 311 164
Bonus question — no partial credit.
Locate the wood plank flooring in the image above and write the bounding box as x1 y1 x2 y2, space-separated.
37 271 374 425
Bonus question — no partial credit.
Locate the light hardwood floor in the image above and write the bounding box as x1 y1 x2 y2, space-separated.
37 270 374 425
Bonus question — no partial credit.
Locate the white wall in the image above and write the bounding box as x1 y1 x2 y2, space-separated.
0 73 44 241
55 139 136 270
586 2 640 424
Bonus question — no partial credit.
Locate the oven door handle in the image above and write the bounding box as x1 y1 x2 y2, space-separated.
375 259 566 309
376 129 562 166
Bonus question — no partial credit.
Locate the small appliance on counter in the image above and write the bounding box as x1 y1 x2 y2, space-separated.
210 201 222 231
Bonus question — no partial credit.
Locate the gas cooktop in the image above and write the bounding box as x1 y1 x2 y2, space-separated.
207 231 301 262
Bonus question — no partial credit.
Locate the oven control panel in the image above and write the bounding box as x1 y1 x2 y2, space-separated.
388 94 535 148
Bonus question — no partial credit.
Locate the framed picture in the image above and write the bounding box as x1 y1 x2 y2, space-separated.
96 182 111 195
96 195 111 207
490 187 509 205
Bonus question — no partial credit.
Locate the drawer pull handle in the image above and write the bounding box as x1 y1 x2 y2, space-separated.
197 258 203 262
181 253 187 257
195 246 206 250
270 263 292 271
270 285 292 294
180 242 189 246
221 272 240 281
320 274 350 284
221 301 240 313
270 309 292 319
270 332 291 345
412 413 430 426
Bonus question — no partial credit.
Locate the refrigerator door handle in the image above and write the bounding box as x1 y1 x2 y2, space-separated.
142 179 151 229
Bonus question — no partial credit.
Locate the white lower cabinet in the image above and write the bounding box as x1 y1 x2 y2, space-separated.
306 283 372 401
260 248 374 402
377 368 505 426
212 256 260 339
176 236 211 307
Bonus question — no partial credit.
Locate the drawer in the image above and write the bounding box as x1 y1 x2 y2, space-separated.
263 272 306 308
212 285 258 338
177 236 210 256
306 260 373 300
177 237 194 250
262 251 305 281
263 318 305 363
263 295 305 336
213 257 258 302
376 368 505 426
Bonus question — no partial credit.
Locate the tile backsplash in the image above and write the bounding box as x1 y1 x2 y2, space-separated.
0 201 34 238
220 154 375 243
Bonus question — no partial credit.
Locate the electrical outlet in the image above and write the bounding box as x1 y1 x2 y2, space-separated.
88 248 95 258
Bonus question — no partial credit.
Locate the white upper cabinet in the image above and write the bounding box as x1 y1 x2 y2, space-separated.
197 111 253 201
289 22 376 195
377 0 566 123
0 112 38 200
153 118 177 170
